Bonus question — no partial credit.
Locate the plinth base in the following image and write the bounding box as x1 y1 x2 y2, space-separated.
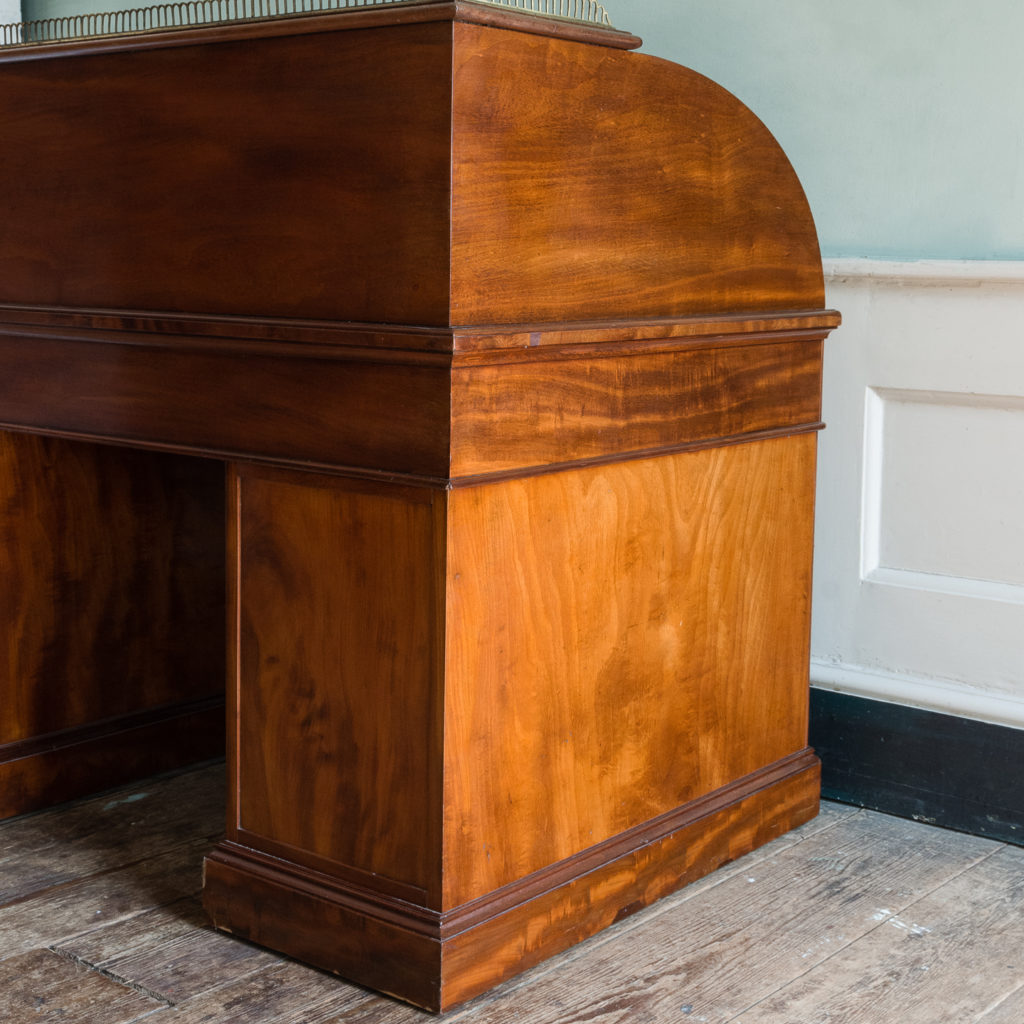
204 751 818 1012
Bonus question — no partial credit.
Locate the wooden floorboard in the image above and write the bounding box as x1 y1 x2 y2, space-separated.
430 810 1000 1024
0 841 208 964
0 764 223 907
732 845 1023 1023
975 981 1024 1022
51 896 283 1004
0 947 166 1022
0 763 1020 1023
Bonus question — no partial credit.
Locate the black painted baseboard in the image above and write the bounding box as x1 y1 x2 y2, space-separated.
809 688 1024 846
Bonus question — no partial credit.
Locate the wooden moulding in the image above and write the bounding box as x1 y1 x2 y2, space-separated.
204 752 820 1012
0 308 835 481
0 698 224 820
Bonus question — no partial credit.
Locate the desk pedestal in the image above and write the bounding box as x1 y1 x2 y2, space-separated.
0 304 832 1011
203 436 821 1011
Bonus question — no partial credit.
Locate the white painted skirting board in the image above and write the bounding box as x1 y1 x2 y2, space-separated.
811 662 1024 731
812 258 1024 731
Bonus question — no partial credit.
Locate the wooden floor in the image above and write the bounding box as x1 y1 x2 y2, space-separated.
1 763 1022 1023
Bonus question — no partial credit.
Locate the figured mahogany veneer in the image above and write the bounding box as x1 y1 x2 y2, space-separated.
0 9 819 326
0 0 838 1011
0 434 225 817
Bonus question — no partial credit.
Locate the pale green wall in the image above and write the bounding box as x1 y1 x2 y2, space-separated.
21 0 114 17
15 0 1024 259
613 0 1024 259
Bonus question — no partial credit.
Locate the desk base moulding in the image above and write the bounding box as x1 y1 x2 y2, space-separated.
204 753 820 1012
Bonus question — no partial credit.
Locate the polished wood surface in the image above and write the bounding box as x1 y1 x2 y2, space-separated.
0 20 454 324
0 1 839 1011
443 436 818 906
439 757 820 1008
205 756 819 1012
450 337 824 478
0 434 225 816
207 436 821 1009
0 3 820 328
229 466 445 905
450 21 824 324
0 329 452 477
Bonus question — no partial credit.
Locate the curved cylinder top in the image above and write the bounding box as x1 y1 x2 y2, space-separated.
0 1 824 328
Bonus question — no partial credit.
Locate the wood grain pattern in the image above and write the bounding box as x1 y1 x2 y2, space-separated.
0 699 224 821
450 310 840 354
0 5 839 1010
0 304 838 355
166 959 379 1023
230 466 445 904
450 338 824 477
0 764 223 907
734 845 1024 1024
0 433 225 818
443 435 818 905
53 897 281 1004
442 813 1002 1024
1 8 820 329
206 434 820 1009
0 21 453 324
0 948 163 1022
450 22 824 324
0 332 452 478
0 843 206 962
0 317 830 481
978 984 1024 1023
203 846 445 1012
205 757 818 1013
437 758 819 1010
9 769 1023 1024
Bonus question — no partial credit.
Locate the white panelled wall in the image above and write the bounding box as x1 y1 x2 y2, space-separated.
812 260 1024 728
0 0 20 23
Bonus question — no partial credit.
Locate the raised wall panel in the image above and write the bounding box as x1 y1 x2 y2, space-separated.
813 262 1024 725
863 387 1024 593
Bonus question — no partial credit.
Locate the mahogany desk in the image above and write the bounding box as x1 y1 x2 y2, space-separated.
0 1 839 1010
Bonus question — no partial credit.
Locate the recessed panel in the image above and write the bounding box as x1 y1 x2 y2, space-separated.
868 389 1024 588
234 468 443 897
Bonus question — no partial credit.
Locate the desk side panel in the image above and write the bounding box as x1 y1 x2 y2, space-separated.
451 22 824 324
223 465 446 904
442 433 818 907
